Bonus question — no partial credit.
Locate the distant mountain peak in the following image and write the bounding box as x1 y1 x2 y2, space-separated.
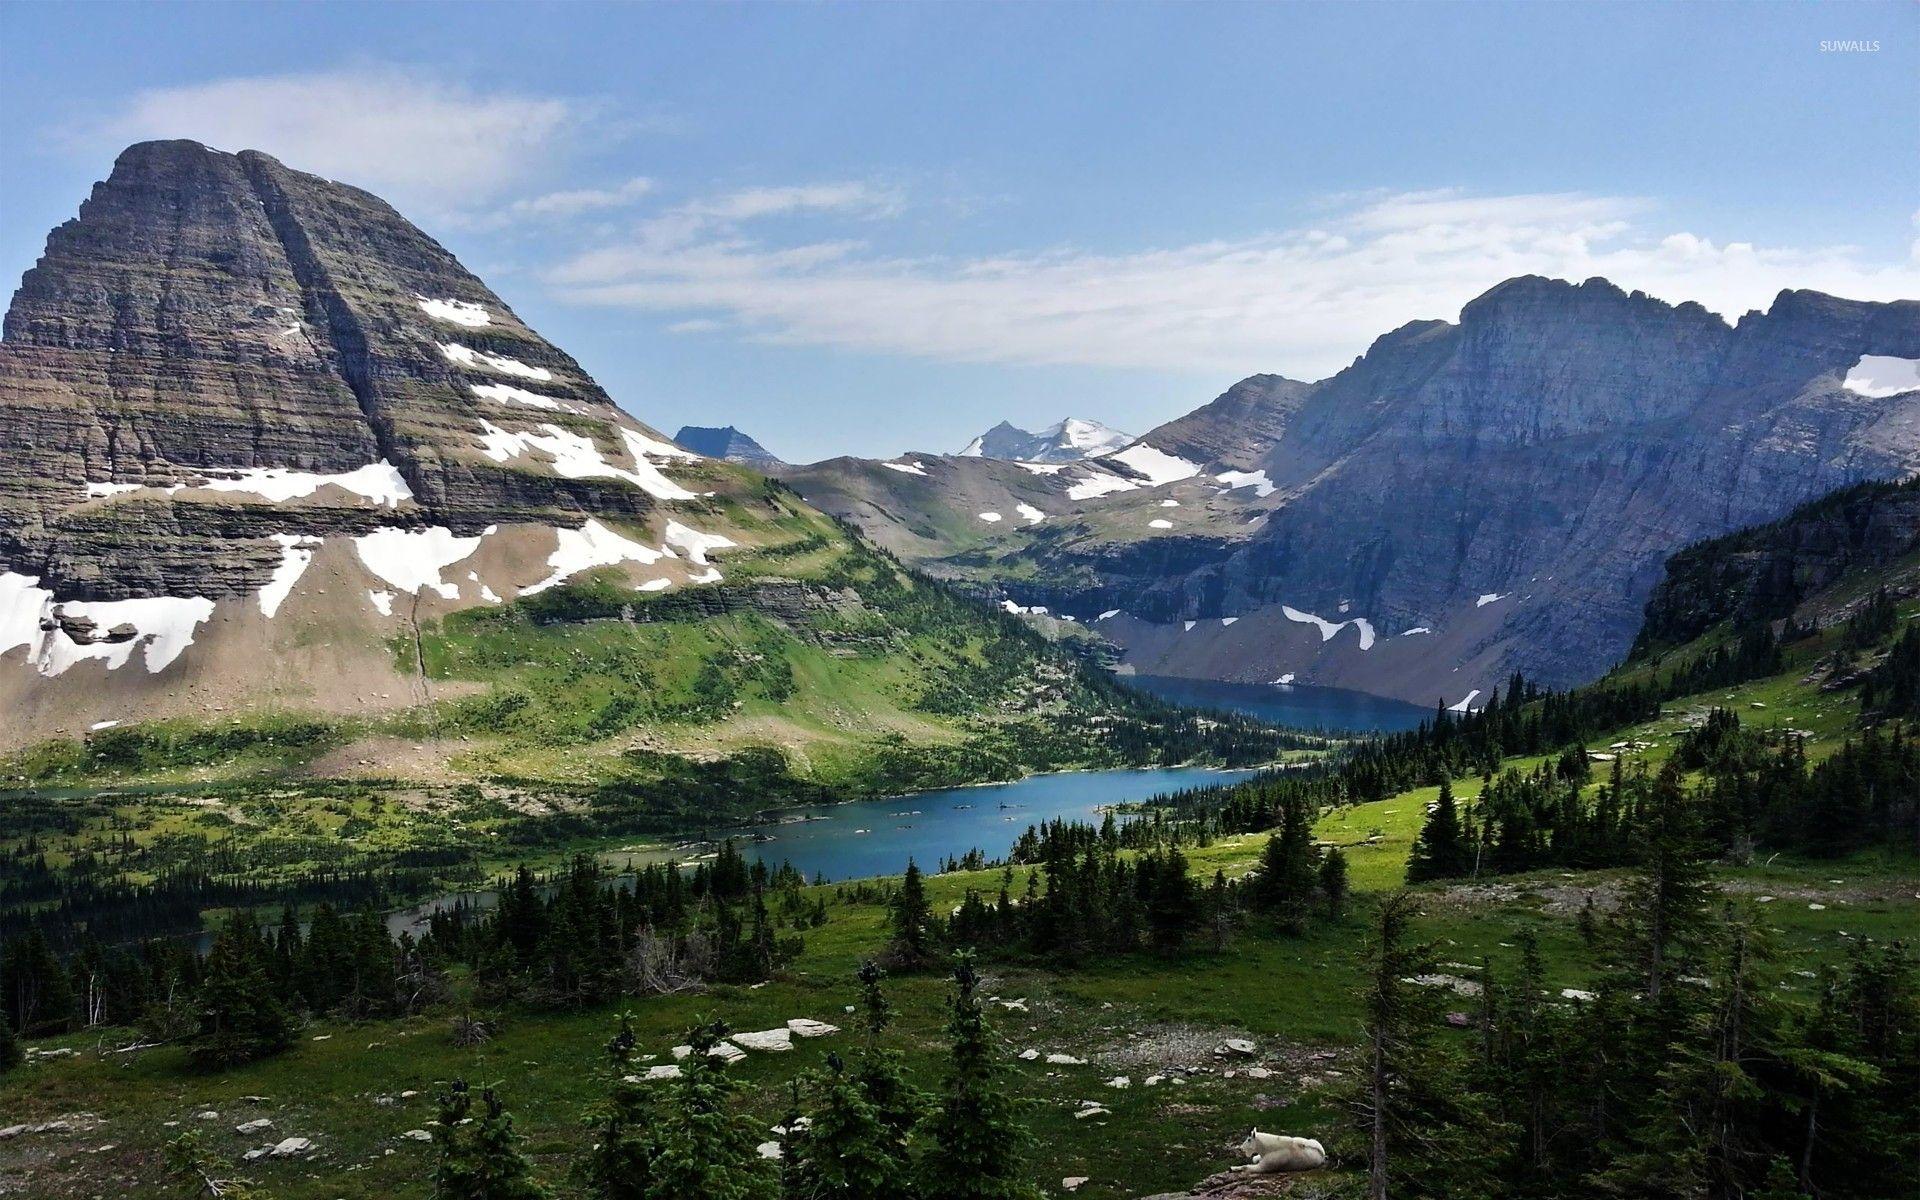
673 425 783 466
956 416 1131 462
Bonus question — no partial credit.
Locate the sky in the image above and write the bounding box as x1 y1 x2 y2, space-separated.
2 2 1916 463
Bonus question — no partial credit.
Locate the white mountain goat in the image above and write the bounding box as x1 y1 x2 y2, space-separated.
1233 1130 1326 1173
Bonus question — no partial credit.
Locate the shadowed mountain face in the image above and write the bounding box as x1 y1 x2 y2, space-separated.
673 425 783 466
782 277 1920 706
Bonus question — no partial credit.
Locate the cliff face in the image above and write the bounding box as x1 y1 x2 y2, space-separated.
1 140 681 606
786 276 1920 706
1634 476 1920 652
0 141 775 744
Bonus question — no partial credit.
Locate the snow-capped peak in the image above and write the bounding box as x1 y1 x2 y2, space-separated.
954 417 1132 462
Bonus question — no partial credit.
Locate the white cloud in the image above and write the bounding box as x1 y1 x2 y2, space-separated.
678 182 900 222
546 188 1920 378
506 177 655 219
93 66 581 210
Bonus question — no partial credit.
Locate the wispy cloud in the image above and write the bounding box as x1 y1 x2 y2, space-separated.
506 177 656 219
88 65 587 213
546 188 1920 378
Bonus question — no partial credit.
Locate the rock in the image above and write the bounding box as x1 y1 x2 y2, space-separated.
755 1140 782 1160
1105 1076 1131 1089
1045 1053 1086 1066
1219 1039 1257 1056
1018 1049 1040 1061
786 1018 839 1038
1063 1177 1090 1192
234 1119 272 1134
269 1136 312 1157
401 1129 433 1142
1446 1012 1473 1028
731 1028 794 1053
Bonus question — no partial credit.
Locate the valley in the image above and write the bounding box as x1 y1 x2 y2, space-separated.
0 69 1915 1200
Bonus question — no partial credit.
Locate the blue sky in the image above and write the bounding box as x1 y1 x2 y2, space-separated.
3 2 1915 462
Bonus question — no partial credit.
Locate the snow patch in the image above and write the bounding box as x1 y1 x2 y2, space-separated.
1841 355 1920 398
1216 468 1276 497
1159 499 1179 508
1401 627 1432 637
1221 617 1238 626
1351 618 1376 650
354 527 490 599
1001 600 1048 616
475 420 696 500
1275 673 1296 685
1148 518 1173 529
367 590 396 617
636 578 673 593
189 462 413 507
84 482 142 498
620 427 701 461
258 534 321 618
1103 443 1201 486
1065 470 1139 501
881 460 928 476
4 572 216 676
523 519 670 596
1095 609 1121 621
1476 593 1507 607
1183 620 1197 631
1015 503 1045 524
441 343 551 381
1449 690 1482 713
90 720 121 731
662 521 735 565
416 297 490 327
1015 462 1065 475
470 382 571 413
978 511 1003 523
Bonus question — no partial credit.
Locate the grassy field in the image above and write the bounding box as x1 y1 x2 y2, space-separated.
4 773 1912 1200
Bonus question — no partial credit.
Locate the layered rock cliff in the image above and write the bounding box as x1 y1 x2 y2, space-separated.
785 277 1920 706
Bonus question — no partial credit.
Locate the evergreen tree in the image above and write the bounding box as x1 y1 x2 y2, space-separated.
916 953 1042 1200
578 1014 659 1199
622 1020 779 1200
888 860 936 967
1407 778 1472 882
433 1079 546 1200
788 1051 913 1200
189 912 292 1070
1319 847 1350 919
1255 796 1320 931
1145 847 1197 954
851 960 924 1143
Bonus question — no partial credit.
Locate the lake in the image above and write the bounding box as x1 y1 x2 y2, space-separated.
1121 673 1431 733
377 765 1257 940
733 766 1259 882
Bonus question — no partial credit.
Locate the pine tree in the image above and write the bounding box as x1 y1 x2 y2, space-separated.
1256 796 1320 931
1145 847 1197 954
578 1013 659 1199
916 953 1042 1200
852 960 924 1144
888 859 935 967
189 912 292 1070
623 1020 778 1200
433 1079 546 1200
1320 847 1350 918
1358 893 1505 1200
1406 778 1471 882
789 1051 912 1200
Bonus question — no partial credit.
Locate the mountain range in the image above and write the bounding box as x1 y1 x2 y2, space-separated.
956 417 1132 462
0 141 1261 789
778 278 1920 707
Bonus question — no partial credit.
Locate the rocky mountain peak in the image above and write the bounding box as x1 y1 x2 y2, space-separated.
673 425 783 466
956 416 1131 462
